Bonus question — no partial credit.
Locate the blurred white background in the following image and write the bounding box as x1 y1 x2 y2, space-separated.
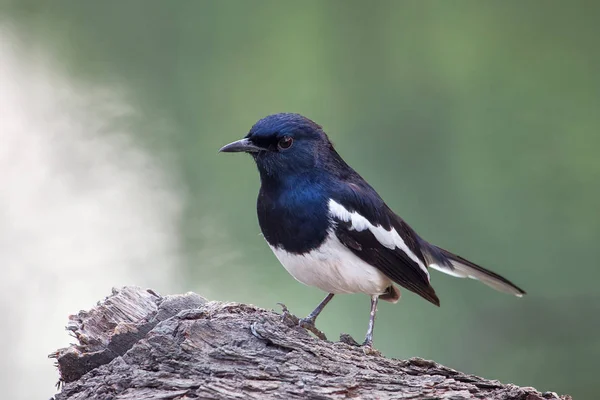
0 26 185 399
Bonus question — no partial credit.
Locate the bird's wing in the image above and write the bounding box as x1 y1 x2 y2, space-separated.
328 196 441 306
328 186 525 301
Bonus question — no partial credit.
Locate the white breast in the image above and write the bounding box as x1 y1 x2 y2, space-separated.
269 232 391 296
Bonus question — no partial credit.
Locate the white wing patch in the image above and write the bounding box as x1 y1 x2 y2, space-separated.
328 199 430 280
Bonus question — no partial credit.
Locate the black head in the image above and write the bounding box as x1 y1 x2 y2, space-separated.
219 113 334 180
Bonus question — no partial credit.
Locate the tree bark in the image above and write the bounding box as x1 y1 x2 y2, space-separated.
50 287 569 400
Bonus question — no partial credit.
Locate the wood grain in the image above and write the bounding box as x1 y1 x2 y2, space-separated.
50 287 569 400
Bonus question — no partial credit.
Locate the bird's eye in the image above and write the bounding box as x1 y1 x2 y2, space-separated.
278 136 293 150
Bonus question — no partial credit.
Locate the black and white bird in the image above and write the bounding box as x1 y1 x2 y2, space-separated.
220 113 525 347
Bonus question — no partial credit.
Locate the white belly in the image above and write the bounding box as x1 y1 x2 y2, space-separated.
269 233 391 295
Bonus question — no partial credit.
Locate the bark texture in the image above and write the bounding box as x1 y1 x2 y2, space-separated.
51 287 569 400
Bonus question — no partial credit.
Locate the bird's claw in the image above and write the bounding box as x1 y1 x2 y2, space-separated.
277 303 299 326
361 340 382 356
299 317 328 341
361 346 382 356
276 303 328 341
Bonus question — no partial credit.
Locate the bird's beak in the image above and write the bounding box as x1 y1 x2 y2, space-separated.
219 138 262 153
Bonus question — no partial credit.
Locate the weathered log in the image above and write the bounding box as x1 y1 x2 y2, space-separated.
50 287 569 400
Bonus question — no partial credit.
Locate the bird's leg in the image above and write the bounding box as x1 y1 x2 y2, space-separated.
300 293 335 326
363 295 379 348
298 293 335 340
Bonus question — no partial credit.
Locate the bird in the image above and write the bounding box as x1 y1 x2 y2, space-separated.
219 113 525 348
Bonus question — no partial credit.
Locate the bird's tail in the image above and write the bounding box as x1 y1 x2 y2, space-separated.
421 242 526 297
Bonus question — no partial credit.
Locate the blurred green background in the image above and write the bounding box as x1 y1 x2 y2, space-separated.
1 1 598 399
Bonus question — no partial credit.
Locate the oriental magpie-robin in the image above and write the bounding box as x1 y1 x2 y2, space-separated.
220 113 525 347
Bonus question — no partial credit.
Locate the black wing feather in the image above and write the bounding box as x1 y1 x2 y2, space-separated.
327 172 441 306
334 218 440 306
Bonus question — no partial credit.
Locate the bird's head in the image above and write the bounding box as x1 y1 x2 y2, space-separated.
219 113 334 180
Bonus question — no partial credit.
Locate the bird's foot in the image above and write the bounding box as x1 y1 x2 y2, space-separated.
276 303 327 341
361 345 382 356
298 317 328 341
361 338 382 356
277 303 300 326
